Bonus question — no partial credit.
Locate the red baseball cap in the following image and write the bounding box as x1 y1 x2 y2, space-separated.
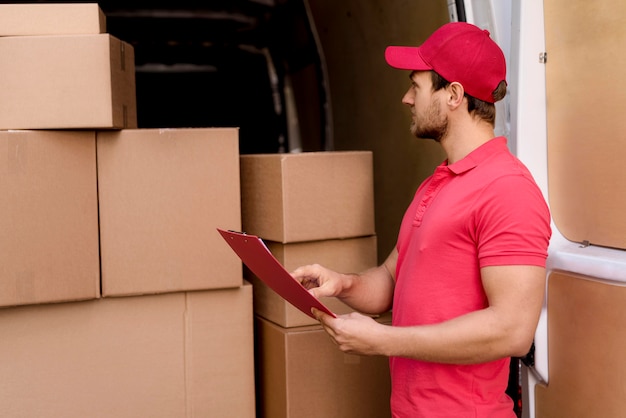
385 22 506 103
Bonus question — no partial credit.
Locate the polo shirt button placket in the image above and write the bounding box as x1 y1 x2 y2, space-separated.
412 166 453 227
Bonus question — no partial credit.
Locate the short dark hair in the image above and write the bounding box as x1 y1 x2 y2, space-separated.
430 71 506 126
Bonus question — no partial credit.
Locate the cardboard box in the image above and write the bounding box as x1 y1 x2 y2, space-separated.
97 128 243 296
255 313 392 418
0 34 137 130
0 284 255 418
251 235 378 327
240 151 376 243
0 3 106 36
0 130 100 307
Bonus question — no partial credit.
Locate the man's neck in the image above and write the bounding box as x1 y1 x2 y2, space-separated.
441 120 496 164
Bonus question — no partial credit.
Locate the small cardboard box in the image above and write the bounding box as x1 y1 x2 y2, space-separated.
97 128 243 296
0 130 100 307
0 283 256 418
255 312 392 418
0 34 137 130
240 151 376 243
250 235 378 327
0 3 106 36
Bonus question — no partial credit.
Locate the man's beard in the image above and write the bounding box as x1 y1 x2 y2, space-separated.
411 100 448 143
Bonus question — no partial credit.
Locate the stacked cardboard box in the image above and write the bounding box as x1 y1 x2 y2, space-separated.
0 285 255 418
0 130 100 307
240 151 378 327
240 151 392 418
0 3 136 130
96 127 243 296
0 4 255 417
255 313 392 418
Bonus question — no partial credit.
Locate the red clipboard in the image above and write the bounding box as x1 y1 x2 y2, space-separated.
217 228 336 319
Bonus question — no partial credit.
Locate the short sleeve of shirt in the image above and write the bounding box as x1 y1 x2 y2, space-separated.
473 173 551 268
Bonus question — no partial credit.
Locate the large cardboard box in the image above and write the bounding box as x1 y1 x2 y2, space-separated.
240 151 376 243
0 130 100 307
97 128 243 296
0 3 106 36
255 313 392 418
0 34 137 130
0 283 255 418
251 235 378 327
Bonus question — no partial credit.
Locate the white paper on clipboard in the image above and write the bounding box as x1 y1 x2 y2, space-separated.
217 228 336 319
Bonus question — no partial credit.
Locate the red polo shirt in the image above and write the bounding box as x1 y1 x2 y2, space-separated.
390 137 551 417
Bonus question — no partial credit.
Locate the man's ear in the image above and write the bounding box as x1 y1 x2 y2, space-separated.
447 82 465 108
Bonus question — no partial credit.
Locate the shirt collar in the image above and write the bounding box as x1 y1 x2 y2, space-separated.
445 136 508 175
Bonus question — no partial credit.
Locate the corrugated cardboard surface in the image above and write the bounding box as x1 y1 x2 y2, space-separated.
97 128 242 296
535 271 626 417
255 312 392 418
0 284 255 418
0 34 137 130
0 3 106 36
251 235 378 327
545 0 626 249
240 151 376 243
0 130 100 307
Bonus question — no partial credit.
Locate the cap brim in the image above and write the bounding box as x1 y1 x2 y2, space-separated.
385 46 432 71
